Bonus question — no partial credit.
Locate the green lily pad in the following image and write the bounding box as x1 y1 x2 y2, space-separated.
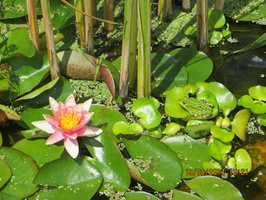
1 51 50 101
250 100 266 114
173 189 203 200
210 30 223 45
124 191 160 200
238 95 254 108
13 76 74 107
208 9 226 29
33 156 102 199
113 121 143 135
0 147 38 199
162 135 212 178
132 97 162 130
168 48 213 85
231 109 251 141
204 82 237 116
0 159 12 189
151 52 188 96
249 85 266 101
123 135 182 191
83 130 131 191
210 125 235 142
12 138 65 167
184 176 244 200
0 28 36 58
0 193 19 200
234 148 252 172
208 138 231 162
164 87 189 118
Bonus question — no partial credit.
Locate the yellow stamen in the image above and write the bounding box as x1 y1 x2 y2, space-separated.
58 109 79 131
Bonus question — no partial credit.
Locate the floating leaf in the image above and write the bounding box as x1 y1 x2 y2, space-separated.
83 130 131 191
12 138 65 167
123 135 182 191
208 9 226 29
124 191 160 200
208 138 231 162
162 135 212 178
0 159 12 189
248 85 266 101
0 28 36 58
234 148 252 172
132 97 162 130
168 48 213 84
0 147 38 199
210 125 235 142
184 121 214 139
231 109 251 141
173 189 203 200
151 52 188 96
184 176 244 200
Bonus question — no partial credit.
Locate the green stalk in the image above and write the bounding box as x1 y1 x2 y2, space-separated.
40 0 60 79
197 0 210 55
75 0 86 48
137 0 151 98
84 0 96 55
119 0 137 101
104 0 114 33
215 0 224 11
26 0 40 51
158 0 172 22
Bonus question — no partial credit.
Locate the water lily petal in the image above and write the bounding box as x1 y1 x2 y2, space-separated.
46 131 66 144
43 114 58 127
64 138 79 158
77 126 103 137
72 112 94 131
49 97 59 117
32 120 57 133
82 98 92 111
65 94 76 108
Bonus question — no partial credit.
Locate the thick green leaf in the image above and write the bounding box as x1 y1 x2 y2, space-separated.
248 85 266 101
34 156 102 187
0 147 38 199
234 148 252 172
173 189 203 200
204 82 237 116
12 139 65 167
210 31 223 45
0 193 19 200
2 52 50 101
210 125 235 142
164 87 189 118
231 109 251 141
0 160 12 189
0 28 36 58
123 135 182 191
83 130 131 191
184 176 244 200
132 97 162 130
13 76 74 107
208 138 232 162
162 135 212 178
124 191 160 200
90 105 127 142
168 48 213 84
151 53 188 96
208 9 226 29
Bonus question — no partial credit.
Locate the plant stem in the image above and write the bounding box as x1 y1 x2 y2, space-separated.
40 0 60 79
84 0 96 55
104 0 114 33
75 0 86 48
215 0 224 11
119 0 137 101
137 0 151 98
158 0 172 22
197 0 210 55
26 0 40 51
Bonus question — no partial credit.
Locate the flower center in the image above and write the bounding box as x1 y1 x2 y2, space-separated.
58 109 79 131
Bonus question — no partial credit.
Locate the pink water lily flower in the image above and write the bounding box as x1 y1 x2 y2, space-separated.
32 94 102 158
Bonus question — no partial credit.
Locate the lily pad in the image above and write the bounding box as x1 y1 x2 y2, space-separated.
123 135 182 191
12 138 65 167
83 130 131 191
0 159 12 189
184 176 244 200
0 28 35 58
234 148 252 172
132 97 162 130
162 135 212 178
0 147 38 199
124 191 160 200
151 52 188 96
173 189 203 200
248 85 266 101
